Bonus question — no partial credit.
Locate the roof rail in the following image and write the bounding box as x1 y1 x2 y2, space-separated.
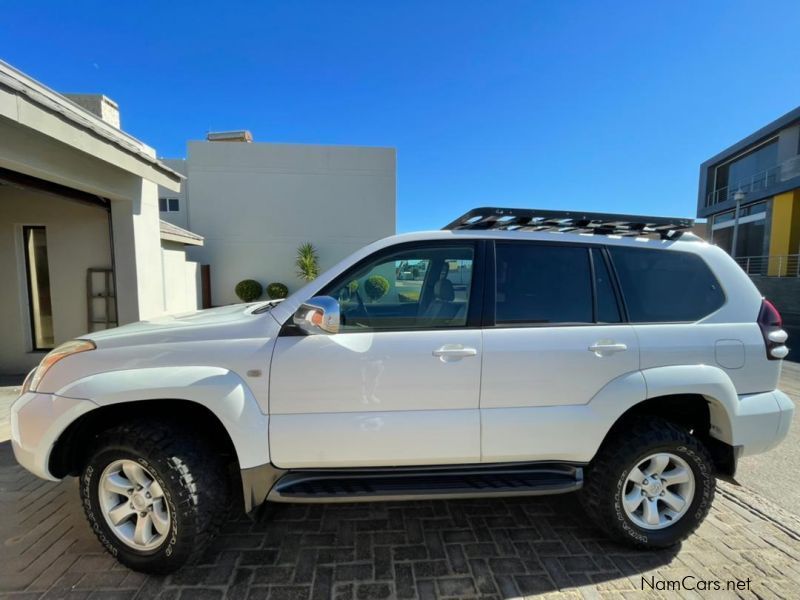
443 207 695 240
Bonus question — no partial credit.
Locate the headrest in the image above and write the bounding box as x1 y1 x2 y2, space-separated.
434 278 455 302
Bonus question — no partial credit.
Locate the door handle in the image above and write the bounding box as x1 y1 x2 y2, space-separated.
588 341 628 356
432 344 478 361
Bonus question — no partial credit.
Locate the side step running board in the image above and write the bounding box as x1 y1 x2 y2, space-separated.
268 463 583 503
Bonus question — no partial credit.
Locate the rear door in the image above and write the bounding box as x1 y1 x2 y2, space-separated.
480 241 639 463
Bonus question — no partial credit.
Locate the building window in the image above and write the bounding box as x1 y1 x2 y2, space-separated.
711 139 779 204
23 226 55 350
159 198 180 212
710 201 768 258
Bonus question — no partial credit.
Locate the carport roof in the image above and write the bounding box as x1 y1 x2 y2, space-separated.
160 220 204 246
0 60 183 190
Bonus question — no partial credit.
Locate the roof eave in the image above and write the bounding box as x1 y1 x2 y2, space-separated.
0 60 183 191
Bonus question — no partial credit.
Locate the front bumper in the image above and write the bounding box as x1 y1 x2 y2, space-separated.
11 391 96 481
731 389 794 457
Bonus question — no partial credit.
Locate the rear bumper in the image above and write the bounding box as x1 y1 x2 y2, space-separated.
732 389 794 458
10 391 96 481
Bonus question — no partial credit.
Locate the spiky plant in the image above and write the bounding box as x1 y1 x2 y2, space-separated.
295 242 320 281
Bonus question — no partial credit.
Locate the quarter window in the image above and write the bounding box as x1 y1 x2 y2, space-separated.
609 247 725 322
322 245 474 331
495 243 593 324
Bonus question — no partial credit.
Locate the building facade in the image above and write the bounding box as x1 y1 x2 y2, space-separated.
698 106 800 275
158 134 396 306
0 61 200 375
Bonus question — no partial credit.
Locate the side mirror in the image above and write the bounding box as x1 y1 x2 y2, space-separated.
293 296 340 335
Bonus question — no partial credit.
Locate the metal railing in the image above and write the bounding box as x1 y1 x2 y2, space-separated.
735 254 800 277
707 155 800 206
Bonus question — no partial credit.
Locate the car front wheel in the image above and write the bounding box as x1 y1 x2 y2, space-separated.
79 420 230 574
581 417 716 548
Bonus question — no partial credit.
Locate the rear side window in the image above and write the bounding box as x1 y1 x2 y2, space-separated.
496 243 593 324
609 247 725 322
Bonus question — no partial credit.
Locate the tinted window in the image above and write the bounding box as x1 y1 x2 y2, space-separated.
609 247 725 322
322 246 474 331
496 243 592 324
592 249 621 323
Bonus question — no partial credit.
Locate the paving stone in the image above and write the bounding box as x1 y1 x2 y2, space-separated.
1 443 799 599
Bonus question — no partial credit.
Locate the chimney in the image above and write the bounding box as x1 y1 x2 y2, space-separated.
64 94 121 129
207 130 253 143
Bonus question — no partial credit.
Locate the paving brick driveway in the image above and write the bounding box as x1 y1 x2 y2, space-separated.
2 439 800 600
2 381 800 599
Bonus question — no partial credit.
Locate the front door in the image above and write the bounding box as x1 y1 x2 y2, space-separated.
269 241 483 469
480 242 639 462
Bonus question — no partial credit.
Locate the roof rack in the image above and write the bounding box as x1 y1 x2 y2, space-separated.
443 207 695 240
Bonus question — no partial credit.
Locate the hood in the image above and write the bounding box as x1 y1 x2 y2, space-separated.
83 302 279 349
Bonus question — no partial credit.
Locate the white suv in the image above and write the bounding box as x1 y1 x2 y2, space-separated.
11 207 794 573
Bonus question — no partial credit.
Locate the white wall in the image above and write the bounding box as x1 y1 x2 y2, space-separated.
157 159 189 230
109 179 167 323
161 240 199 314
0 186 111 373
180 141 396 305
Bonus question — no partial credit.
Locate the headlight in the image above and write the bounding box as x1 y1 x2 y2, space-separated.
26 339 96 393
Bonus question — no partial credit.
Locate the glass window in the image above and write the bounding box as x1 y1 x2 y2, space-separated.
714 140 779 199
23 226 55 350
322 245 474 331
711 226 733 255
609 247 725 322
592 249 621 323
495 243 592 324
159 198 180 212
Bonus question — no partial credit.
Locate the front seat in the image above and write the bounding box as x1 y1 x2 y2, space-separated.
420 278 462 324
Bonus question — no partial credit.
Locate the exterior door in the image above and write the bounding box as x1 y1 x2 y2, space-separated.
269 241 484 469
480 242 639 462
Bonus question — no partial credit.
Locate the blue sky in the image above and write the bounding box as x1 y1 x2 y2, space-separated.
2 1 800 232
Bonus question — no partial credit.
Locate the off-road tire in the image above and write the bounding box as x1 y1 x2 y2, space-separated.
79 419 230 574
580 417 715 548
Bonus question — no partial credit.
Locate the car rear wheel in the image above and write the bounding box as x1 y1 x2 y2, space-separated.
80 420 230 574
580 417 715 548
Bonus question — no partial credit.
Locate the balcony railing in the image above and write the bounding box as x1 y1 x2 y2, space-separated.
735 254 800 277
706 154 800 207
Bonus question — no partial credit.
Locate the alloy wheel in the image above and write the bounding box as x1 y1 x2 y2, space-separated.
98 459 171 551
622 452 696 530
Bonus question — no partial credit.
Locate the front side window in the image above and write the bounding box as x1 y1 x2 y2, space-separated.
322 245 474 331
495 243 593 324
23 226 55 350
609 247 725 322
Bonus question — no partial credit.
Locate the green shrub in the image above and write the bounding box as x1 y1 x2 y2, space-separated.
235 279 263 302
295 242 320 281
364 275 390 302
267 282 289 299
347 280 360 294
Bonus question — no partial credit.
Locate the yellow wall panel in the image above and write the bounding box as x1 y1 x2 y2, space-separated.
768 190 800 275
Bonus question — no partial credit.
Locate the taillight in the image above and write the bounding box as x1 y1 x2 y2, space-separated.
758 299 788 360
